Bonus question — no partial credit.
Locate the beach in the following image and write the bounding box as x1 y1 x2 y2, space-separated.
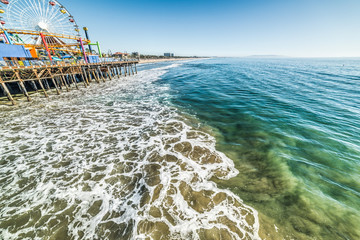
139 58 204 64
0 58 359 240
1 0 358 238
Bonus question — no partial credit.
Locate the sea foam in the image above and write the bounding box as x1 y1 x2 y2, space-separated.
0 63 260 239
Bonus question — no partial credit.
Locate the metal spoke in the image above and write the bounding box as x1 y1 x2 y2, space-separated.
2 0 82 54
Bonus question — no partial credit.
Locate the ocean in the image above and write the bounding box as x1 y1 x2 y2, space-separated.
0 58 359 239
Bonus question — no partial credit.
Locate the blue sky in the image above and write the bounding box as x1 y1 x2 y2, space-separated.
68 0 360 57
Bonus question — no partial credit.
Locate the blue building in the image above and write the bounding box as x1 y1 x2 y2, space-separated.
164 53 174 57
0 43 32 61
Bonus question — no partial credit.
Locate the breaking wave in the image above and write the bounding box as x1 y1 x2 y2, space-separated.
0 63 260 239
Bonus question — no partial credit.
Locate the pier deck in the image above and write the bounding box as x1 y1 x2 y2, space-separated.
0 60 139 105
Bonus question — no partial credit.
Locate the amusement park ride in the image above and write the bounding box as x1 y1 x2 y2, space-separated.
0 0 101 63
0 0 138 106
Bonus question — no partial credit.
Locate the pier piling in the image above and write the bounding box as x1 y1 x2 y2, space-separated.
0 60 139 105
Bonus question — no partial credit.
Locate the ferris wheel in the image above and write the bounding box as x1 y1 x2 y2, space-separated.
0 0 81 46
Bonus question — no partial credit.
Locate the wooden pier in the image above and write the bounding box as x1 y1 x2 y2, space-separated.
0 60 139 105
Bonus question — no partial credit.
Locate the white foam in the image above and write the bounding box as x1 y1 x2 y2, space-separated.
0 63 260 239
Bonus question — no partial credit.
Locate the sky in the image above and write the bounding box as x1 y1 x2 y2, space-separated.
67 0 360 57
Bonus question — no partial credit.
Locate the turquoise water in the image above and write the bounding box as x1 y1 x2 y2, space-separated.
0 58 359 239
157 58 360 239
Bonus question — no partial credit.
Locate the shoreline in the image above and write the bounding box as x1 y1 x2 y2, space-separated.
139 58 207 64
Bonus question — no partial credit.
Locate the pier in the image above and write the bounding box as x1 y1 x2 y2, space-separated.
0 0 140 106
0 60 139 105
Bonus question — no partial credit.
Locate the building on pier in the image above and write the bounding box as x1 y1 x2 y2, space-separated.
113 52 129 59
0 43 32 61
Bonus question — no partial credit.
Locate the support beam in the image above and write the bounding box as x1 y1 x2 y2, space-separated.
3 30 13 45
83 27 92 52
47 69 60 95
93 70 101 83
87 70 93 83
79 38 88 64
80 73 87 88
119 66 122 76
0 60 139 106
51 77 61 95
43 79 51 90
107 66 113 80
30 80 38 92
80 66 90 86
71 74 79 90
58 69 70 92
60 75 70 92
0 76 15 105
96 41 102 58
97 67 106 82
1 33 9 44
40 32 52 61
88 41 102 58
14 70 31 101
33 69 49 97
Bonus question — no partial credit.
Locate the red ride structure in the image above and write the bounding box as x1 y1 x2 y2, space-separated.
0 0 91 60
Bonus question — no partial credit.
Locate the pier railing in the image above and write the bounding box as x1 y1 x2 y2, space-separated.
0 58 140 69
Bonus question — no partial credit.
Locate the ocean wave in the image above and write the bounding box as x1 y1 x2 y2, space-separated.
0 63 260 239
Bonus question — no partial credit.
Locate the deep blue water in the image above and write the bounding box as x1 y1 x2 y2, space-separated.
154 58 360 239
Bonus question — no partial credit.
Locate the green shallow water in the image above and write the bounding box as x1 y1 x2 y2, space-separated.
0 59 359 239
0 63 261 239
161 58 360 239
